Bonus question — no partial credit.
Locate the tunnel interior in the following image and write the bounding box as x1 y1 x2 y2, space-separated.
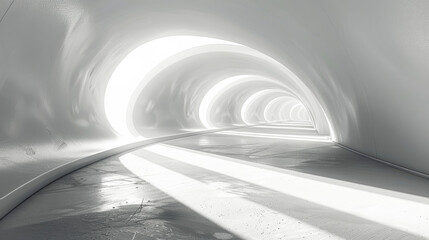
104 35 331 138
1 1 429 239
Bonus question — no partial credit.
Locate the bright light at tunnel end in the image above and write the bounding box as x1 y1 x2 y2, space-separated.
104 35 335 139
104 36 242 137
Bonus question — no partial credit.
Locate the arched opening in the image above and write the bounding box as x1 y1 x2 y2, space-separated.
104 35 334 140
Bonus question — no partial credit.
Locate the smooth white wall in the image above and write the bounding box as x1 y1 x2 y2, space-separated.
1 0 429 217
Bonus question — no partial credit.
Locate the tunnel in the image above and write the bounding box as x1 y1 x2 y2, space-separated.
1 1 429 239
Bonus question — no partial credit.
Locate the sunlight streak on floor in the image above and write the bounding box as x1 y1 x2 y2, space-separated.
120 153 338 240
144 144 429 239
217 131 331 142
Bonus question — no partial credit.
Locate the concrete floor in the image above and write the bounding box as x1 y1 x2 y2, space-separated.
1 125 429 239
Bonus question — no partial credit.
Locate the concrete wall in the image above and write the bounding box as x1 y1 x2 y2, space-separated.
1 0 429 218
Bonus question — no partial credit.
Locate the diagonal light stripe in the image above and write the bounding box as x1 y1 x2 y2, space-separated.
253 125 316 131
145 144 429 239
120 153 338 240
217 131 331 142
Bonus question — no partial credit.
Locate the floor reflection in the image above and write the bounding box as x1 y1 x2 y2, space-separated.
1 125 429 239
168 129 429 199
0 154 239 240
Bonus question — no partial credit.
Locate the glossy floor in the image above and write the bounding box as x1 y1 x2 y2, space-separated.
0 125 428 239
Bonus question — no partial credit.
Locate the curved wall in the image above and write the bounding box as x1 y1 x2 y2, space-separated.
1 0 429 217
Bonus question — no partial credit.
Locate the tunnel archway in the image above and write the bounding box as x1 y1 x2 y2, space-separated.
2 2 429 231
104 35 333 139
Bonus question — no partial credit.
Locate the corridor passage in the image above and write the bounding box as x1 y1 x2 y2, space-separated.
1 125 428 240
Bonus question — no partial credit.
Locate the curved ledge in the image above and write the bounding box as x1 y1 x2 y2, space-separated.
0 126 251 220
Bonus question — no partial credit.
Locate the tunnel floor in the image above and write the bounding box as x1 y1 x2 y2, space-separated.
0 125 428 239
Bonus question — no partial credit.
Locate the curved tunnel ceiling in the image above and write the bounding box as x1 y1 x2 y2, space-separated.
1 0 429 219
105 35 331 138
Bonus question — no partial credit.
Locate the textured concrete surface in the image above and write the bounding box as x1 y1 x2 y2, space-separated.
1 2 429 212
1 127 428 239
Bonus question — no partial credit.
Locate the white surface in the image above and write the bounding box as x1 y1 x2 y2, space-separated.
1 0 429 220
145 144 429 238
